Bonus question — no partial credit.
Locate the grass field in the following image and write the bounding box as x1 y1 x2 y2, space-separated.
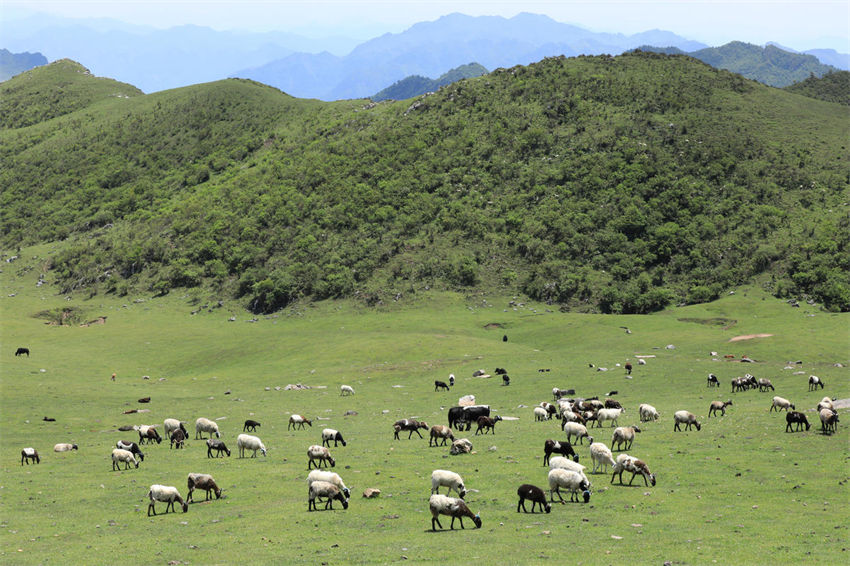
1 244 848 565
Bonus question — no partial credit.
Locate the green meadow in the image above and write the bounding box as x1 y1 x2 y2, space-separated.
1 246 848 564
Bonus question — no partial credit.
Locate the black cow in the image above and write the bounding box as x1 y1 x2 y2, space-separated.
448 405 491 431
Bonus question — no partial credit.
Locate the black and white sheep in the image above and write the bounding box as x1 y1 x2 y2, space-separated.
288 414 312 430
111 448 139 470
147 485 188 515
164 418 188 441
116 440 145 462
195 417 220 439
206 438 231 457
431 470 467 498
808 375 824 391
707 374 720 387
542 439 579 465
308 480 349 510
243 419 261 432
429 494 481 530
611 426 641 451
708 400 733 417
429 425 455 447
307 445 336 469
770 396 795 412
547 468 591 503
321 428 347 447
236 434 266 457
187 473 222 502
673 411 702 431
137 425 162 445
474 415 502 435
517 484 551 513
785 411 810 432
393 418 428 439
21 447 40 465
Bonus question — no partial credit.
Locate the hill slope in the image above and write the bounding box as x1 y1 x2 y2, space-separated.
372 62 488 101
784 70 850 105
1 53 848 313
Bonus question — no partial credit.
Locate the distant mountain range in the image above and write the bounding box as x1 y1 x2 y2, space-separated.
372 63 488 101
0 49 47 81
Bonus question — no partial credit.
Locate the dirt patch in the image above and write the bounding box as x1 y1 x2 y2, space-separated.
484 323 504 329
831 398 850 410
728 334 774 342
678 317 737 329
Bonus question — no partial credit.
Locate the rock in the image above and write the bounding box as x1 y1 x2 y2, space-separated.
344 410 358 416
488 446 497 451
363 488 381 498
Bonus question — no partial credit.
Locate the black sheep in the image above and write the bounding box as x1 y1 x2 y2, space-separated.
517 484 551 513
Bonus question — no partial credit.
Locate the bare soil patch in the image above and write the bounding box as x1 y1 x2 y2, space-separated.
728 333 774 342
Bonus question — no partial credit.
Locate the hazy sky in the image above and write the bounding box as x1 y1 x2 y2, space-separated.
3 0 849 51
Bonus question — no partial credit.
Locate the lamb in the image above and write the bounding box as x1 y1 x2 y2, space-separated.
288 414 312 430
243 419 261 432
340 385 355 396
111 448 139 470
638 404 659 422
206 438 231 457
137 425 162 445
770 396 795 412
707 373 720 387
673 411 702 431
611 426 641 451
307 445 336 469
322 428 347 447
757 378 775 392
547 468 591 503
306 469 351 499
147 484 188 515
448 374 455 387
236 434 266 458
187 473 222 502
434 380 450 391
474 415 502 435
195 417 221 439
808 375 824 391
430 470 467 498
785 411 811 432
21 447 40 465
708 400 733 417
564 421 593 445
116 440 144 462
53 443 78 452
517 484 551 513
611 454 656 486
393 418 428 439
164 418 188 441
594 408 623 428
589 442 616 473
543 439 579 465
170 428 187 449
429 494 481 530
820 408 839 434
429 425 455 447
308 480 349 510
533 406 550 421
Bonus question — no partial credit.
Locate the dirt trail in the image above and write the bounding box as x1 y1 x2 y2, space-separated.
728 333 773 342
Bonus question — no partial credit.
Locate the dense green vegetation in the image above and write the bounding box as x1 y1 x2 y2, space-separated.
1 53 848 314
372 62 488 101
784 70 850 105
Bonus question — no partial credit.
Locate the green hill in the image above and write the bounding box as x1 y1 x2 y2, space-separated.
1 52 848 313
784 70 850 105
372 62 488 101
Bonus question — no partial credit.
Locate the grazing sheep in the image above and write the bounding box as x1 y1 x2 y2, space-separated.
170 428 187 449
594 408 623 428
21 447 40 465
673 411 702 431
638 403 659 422
309 480 349 510
137 425 162 445
589 442 616 473
547 468 591 503
243 419 261 432
707 374 720 387
187 473 222 502
808 375 824 391
53 443 78 452
288 414 312 430
757 378 775 392
543 439 579 465
517 484 551 513
708 400 733 417
625 362 632 374
502 374 510 386
817 397 835 412
604 399 623 410
611 426 641 451
236 434 266 458
533 407 549 421
340 385 355 396
429 494 481 530
163 418 188 441
429 425 455 447
431 470 467 498
111 448 139 470
306 470 351 499
116 441 144 462
785 411 811 432
820 409 839 434
321 428 347 447
611 454 656 486
770 396 795 412
393 418 428 439
434 380 450 391
307 445 336 469
147 485 188 515
449 374 455 387
548 457 589 483
553 388 575 400
195 417 221 440
206 438 231 458
450 438 474 455
475 415 502 435
564 421 593 445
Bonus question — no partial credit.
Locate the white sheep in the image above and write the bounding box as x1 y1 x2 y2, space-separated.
589 442 616 473
673 410 702 431
307 444 336 469
428 494 481 530
548 457 589 482
533 406 549 421
594 407 623 428
611 426 640 451
564 421 593 445
817 397 835 412
53 443 78 452
431 469 467 498
147 484 188 515
164 418 187 441
547 468 591 503
340 385 355 396
195 417 221 439
236 434 266 458
770 396 795 412
111 448 139 470
638 403 659 422
306 469 351 498
308 480 349 510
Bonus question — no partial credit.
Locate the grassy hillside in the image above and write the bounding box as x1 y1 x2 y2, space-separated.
372 62 488 101
784 70 850 105
0 245 847 564
1 52 848 314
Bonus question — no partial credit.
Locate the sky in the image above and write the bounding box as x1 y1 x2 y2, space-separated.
2 0 849 51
